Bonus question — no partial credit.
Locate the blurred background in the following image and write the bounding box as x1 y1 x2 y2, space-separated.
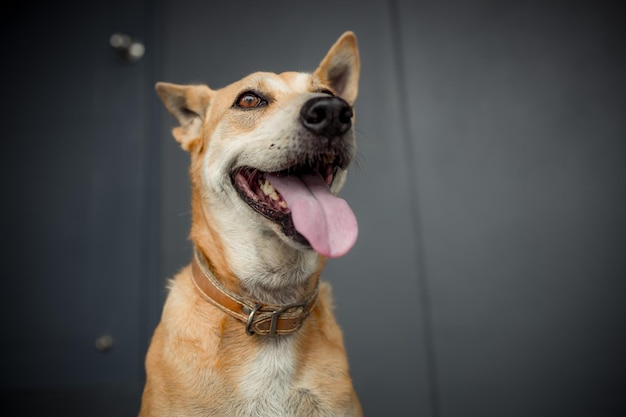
1 0 624 416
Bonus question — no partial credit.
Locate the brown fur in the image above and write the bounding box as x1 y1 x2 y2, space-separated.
139 32 362 416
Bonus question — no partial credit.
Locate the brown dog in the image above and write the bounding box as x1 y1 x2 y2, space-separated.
139 31 362 416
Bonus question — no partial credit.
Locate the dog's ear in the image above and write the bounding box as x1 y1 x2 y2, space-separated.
313 31 360 105
155 82 213 151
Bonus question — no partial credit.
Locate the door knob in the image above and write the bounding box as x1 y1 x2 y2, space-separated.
95 334 114 352
110 33 145 63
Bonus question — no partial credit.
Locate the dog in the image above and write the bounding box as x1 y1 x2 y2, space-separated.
139 31 362 417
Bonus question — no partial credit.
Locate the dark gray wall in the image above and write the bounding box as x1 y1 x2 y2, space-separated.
396 1 626 416
0 0 153 414
1 1 624 416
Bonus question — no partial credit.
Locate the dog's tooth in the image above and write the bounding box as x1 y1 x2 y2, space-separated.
269 191 279 201
279 201 288 208
260 179 276 196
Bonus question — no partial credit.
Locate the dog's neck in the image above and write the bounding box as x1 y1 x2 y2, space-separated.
191 247 320 337
190 189 325 305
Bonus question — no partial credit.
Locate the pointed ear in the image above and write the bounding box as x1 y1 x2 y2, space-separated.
313 31 360 104
155 82 213 151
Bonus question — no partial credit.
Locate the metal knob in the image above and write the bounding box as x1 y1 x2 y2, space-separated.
95 334 114 352
110 33 145 63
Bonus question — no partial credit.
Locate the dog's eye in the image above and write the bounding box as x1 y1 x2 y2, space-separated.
318 88 335 96
235 92 266 109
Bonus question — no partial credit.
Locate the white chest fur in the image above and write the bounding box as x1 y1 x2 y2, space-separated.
237 337 299 416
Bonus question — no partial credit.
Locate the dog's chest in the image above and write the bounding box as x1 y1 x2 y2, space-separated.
233 338 324 416
238 339 296 411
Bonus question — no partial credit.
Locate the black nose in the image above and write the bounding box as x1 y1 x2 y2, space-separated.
300 96 353 137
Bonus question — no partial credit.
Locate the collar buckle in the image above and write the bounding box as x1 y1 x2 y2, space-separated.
244 304 262 336
244 302 308 337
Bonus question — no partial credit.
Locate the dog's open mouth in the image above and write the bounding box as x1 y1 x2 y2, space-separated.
232 159 358 258
232 161 337 229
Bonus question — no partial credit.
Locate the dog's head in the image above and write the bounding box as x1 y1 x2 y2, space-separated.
156 32 360 286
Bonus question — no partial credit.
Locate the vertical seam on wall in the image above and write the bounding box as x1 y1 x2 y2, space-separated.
138 0 164 382
388 1 442 416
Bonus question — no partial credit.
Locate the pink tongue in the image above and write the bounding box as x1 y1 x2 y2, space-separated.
266 173 358 258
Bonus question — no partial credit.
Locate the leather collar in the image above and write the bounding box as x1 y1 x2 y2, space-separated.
190 248 319 337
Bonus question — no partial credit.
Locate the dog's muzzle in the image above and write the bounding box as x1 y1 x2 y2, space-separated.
230 95 358 258
300 96 353 137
